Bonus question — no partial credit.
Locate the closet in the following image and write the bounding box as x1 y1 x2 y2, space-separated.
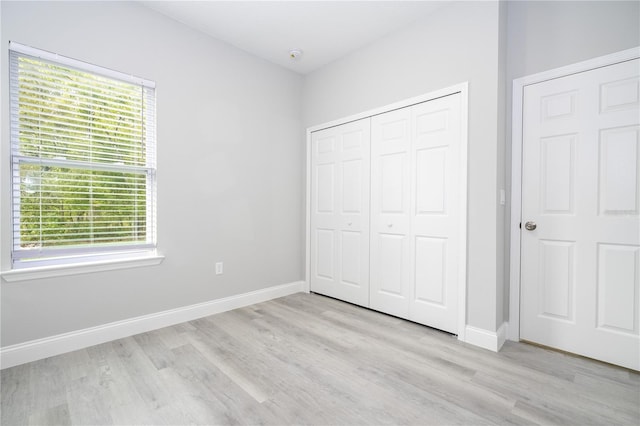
309 89 465 335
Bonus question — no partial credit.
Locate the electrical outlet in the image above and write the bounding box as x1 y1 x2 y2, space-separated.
215 262 223 275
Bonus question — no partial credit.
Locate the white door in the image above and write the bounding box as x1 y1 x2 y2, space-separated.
521 59 640 370
370 108 412 318
310 118 371 307
370 94 462 334
409 95 461 334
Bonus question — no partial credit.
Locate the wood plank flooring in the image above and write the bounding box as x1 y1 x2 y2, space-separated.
2 292 639 425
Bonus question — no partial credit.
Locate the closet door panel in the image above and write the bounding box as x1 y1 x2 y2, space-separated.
311 132 337 295
414 236 447 305
415 147 447 214
341 159 362 214
370 108 411 318
340 230 362 285
410 94 461 333
315 164 335 216
310 118 370 307
315 229 335 280
377 234 407 296
337 122 370 303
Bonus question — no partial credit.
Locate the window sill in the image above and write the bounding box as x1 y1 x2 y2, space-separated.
1 253 165 282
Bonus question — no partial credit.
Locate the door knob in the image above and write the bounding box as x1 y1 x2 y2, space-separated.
524 221 537 231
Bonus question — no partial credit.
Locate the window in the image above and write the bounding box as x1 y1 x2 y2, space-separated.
9 42 157 269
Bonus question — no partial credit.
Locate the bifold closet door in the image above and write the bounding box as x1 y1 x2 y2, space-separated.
370 108 412 318
409 94 461 334
310 118 371 307
371 94 461 334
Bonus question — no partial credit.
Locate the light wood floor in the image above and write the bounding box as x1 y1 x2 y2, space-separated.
2 292 639 425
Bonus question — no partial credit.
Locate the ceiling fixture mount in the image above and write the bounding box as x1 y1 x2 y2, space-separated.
288 48 303 61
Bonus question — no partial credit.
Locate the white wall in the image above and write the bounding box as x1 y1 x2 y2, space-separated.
303 1 504 332
0 1 304 347
503 0 640 321
507 0 640 81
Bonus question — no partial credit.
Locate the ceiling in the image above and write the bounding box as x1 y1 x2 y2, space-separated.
140 1 449 75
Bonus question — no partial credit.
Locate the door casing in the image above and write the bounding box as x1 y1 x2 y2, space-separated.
509 47 640 342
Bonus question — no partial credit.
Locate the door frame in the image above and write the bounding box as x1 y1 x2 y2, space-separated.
508 47 640 341
305 82 469 341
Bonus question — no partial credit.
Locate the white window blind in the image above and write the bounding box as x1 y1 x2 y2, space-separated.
9 42 157 268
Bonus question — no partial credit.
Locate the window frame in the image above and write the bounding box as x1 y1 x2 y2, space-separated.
7 42 161 274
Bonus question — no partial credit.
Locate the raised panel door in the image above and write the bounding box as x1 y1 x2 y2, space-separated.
521 59 639 370
310 118 371 307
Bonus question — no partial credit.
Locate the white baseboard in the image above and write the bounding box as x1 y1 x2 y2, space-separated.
1 281 304 369
464 322 508 352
